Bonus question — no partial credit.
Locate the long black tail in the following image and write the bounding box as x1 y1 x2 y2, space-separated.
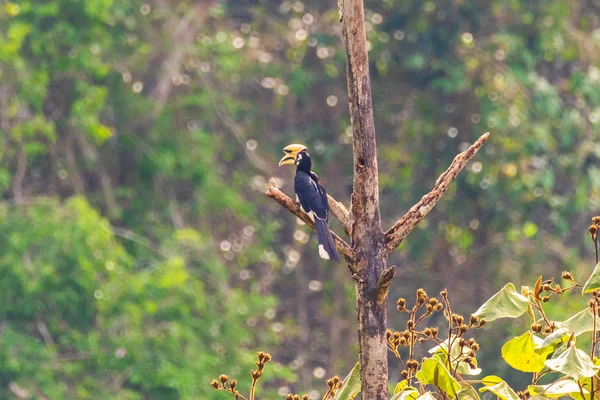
315 219 340 262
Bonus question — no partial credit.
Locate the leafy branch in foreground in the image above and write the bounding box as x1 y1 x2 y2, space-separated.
212 216 600 400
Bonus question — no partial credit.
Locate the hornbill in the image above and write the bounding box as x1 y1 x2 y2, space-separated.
279 144 340 262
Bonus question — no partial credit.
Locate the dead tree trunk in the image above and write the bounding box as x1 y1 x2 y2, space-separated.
267 0 490 397
338 0 390 397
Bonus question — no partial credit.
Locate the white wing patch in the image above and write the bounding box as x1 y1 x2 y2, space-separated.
318 244 330 260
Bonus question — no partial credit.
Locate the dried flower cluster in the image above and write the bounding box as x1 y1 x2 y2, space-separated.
322 375 342 400
387 288 487 383
285 394 310 400
209 352 272 400
210 374 245 400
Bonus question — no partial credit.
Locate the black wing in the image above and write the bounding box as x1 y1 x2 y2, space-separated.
294 171 328 220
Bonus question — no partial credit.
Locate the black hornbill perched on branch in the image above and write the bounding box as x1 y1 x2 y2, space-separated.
279 144 340 262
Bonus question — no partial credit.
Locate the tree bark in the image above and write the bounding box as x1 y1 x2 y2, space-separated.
338 0 389 398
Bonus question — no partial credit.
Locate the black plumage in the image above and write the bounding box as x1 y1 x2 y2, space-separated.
293 149 340 262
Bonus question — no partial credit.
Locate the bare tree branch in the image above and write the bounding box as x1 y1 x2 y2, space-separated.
151 2 214 116
327 194 352 236
12 146 27 204
384 132 490 253
198 73 273 175
36 319 55 347
265 179 356 265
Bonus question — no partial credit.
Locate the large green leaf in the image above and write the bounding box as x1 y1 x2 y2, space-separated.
479 376 519 400
583 262 600 294
333 362 361 400
415 358 460 396
544 345 600 379
472 283 530 322
558 308 595 336
528 379 587 398
502 332 553 372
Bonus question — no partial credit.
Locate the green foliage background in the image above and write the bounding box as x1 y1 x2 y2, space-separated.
1 0 599 398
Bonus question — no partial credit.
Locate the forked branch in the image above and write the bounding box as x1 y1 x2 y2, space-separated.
384 132 490 253
266 179 356 263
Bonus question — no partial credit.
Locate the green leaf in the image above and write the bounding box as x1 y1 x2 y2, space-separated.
583 262 600 294
544 345 600 379
333 362 360 400
558 308 594 336
457 384 481 400
390 387 419 400
502 332 553 372
416 358 460 396
416 393 436 400
536 327 569 349
394 380 409 395
528 379 587 398
472 283 530 322
479 375 519 400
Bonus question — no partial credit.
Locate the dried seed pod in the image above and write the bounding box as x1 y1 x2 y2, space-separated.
561 271 573 281
590 224 598 240
397 298 406 311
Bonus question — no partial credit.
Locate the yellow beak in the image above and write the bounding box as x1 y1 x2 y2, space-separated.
278 144 308 166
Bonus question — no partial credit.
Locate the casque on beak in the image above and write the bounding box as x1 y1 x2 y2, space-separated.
278 144 307 166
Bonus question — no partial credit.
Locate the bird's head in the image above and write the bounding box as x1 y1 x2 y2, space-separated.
278 144 308 167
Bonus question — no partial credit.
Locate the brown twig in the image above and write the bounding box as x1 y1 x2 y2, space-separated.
327 194 352 236
384 133 490 253
266 179 356 265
